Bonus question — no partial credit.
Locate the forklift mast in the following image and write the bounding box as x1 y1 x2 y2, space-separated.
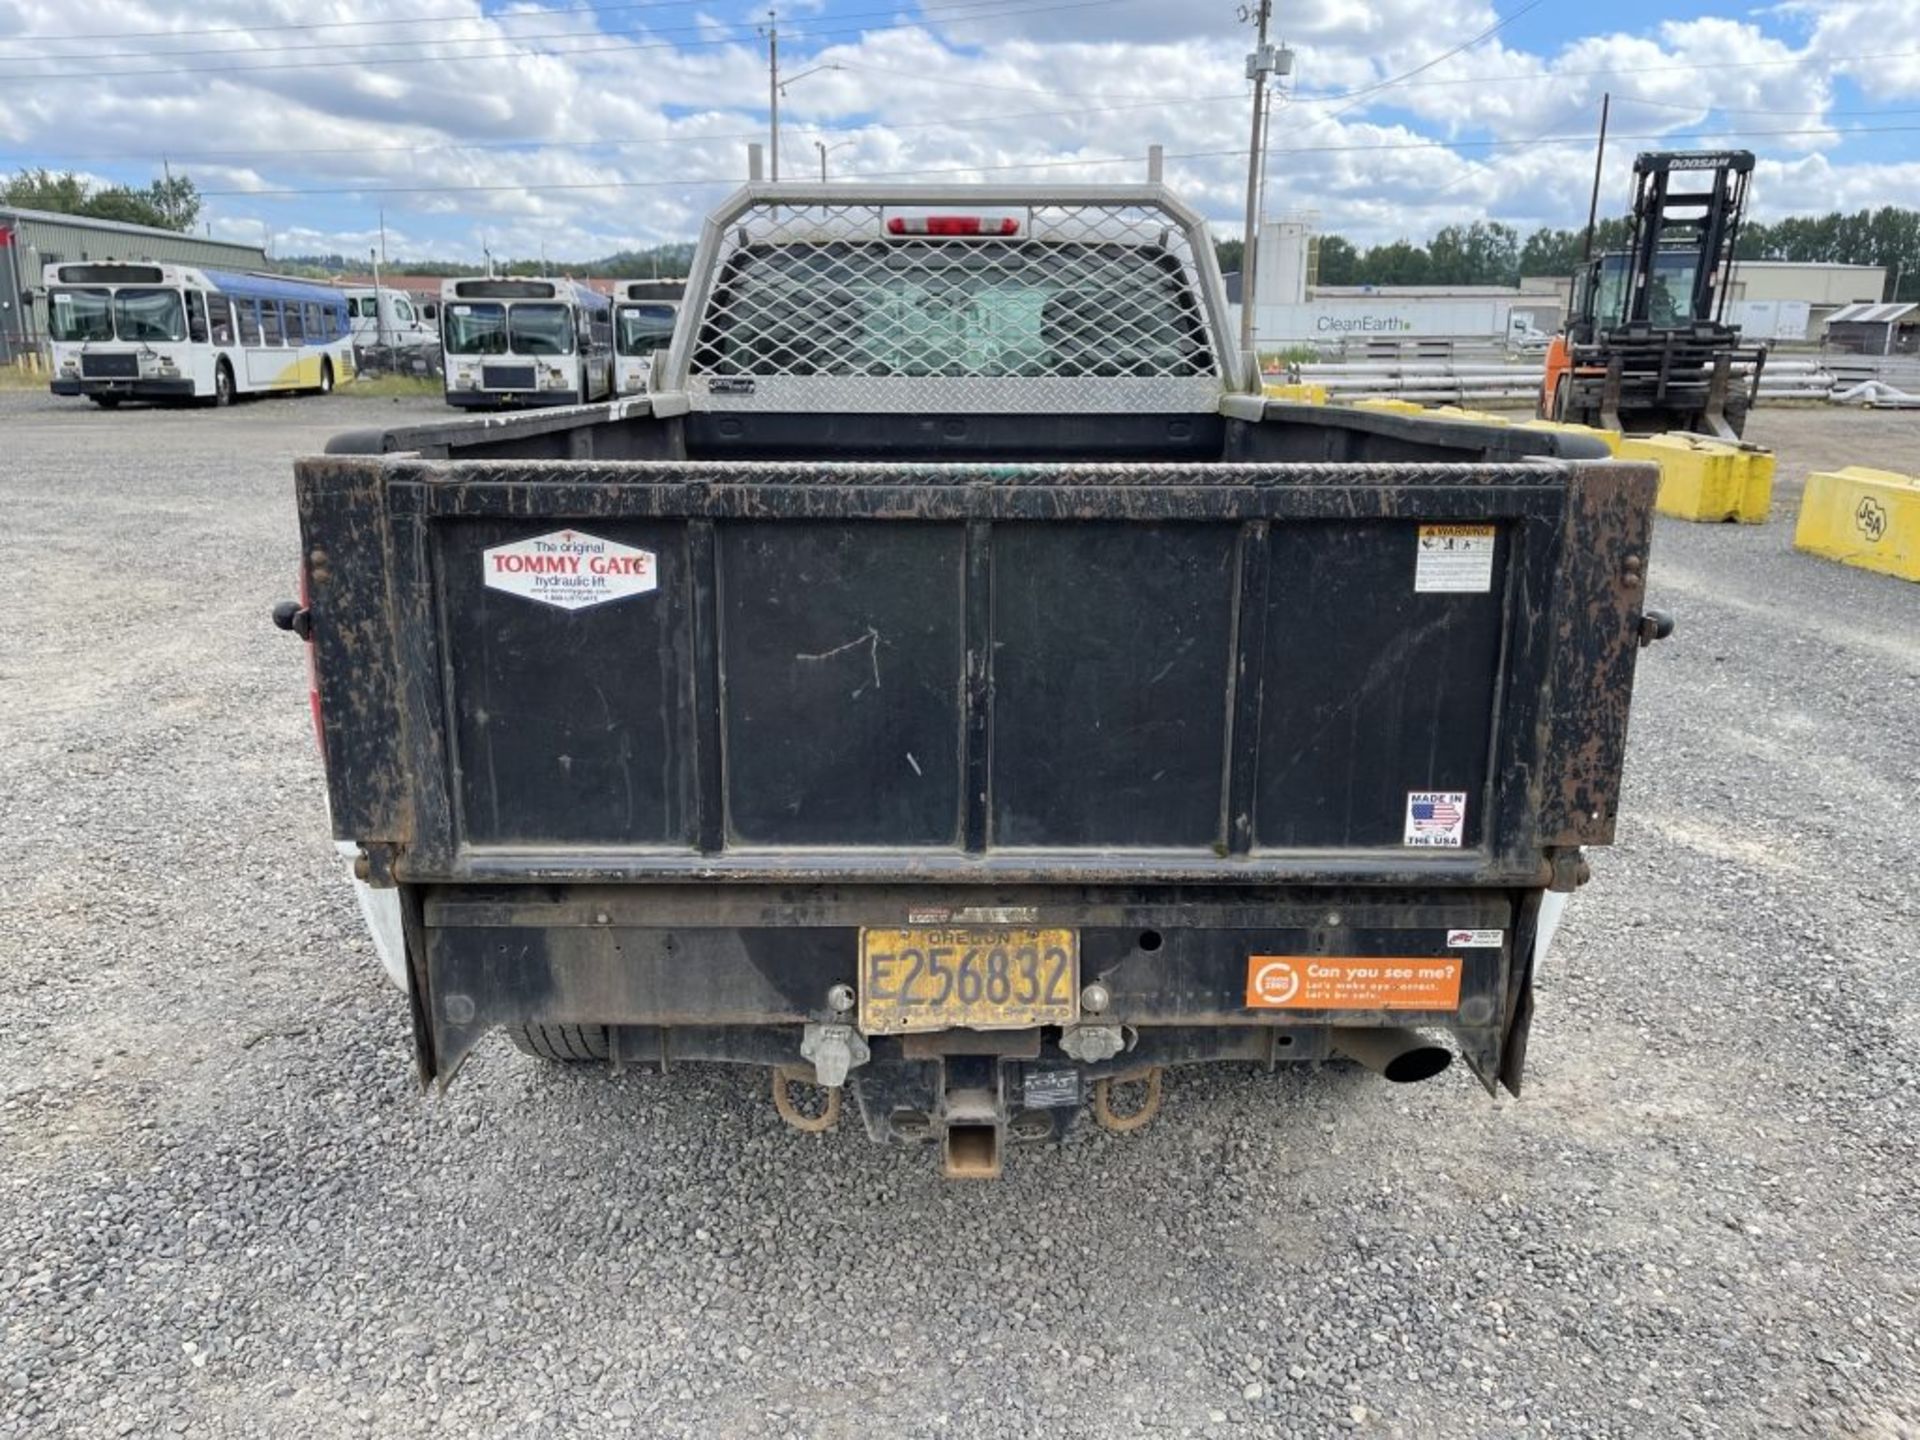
1618 150 1754 329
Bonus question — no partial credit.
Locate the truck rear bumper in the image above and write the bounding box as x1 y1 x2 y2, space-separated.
400 881 1550 1156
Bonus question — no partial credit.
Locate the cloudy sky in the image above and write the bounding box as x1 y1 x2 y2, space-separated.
0 0 1916 263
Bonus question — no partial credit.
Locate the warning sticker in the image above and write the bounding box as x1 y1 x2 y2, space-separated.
1404 790 1467 848
1446 928 1504 949
1245 956 1463 1012
483 529 658 612
1415 523 1496 593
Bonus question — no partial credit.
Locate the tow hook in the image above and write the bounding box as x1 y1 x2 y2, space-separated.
772 1066 839 1133
1636 608 1675 648
1092 1068 1165 1134
271 600 313 640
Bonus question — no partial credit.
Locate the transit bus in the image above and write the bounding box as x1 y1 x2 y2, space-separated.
438 276 613 409
613 279 683 396
45 262 353 407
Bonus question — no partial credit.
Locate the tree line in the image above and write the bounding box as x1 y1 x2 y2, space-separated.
278 243 698 279
9 166 1914 302
3 168 201 233
1215 209 1919 301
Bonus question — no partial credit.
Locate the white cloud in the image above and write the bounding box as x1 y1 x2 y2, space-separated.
0 0 1908 261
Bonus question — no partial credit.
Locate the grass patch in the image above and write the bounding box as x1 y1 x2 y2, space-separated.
344 373 442 398
1259 345 1324 368
0 365 51 391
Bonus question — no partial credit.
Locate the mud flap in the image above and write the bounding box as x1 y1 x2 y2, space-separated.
1498 981 1535 1099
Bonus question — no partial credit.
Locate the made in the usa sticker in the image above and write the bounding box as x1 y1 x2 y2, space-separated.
1404 790 1467 848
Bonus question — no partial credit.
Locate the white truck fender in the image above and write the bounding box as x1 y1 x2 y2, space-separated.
1530 890 1569 976
337 841 409 992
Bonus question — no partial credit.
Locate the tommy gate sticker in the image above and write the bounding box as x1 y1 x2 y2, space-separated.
483 530 657 611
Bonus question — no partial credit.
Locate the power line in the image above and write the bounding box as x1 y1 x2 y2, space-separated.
1286 47 1920 103
2 0 701 46
1305 0 1551 113
178 123 1920 201
829 61 1204 102
21 78 1920 168
0 0 1118 81
1608 94 1920 119
4 92 1249 164
0 0 702 43
13 0 1044 65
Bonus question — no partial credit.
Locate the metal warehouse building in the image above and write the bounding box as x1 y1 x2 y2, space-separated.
0 207 269 362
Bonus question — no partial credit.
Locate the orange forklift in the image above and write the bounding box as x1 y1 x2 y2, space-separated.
1540 150 1766 440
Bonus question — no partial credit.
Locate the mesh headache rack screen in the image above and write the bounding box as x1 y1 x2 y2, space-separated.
678 192 1232 414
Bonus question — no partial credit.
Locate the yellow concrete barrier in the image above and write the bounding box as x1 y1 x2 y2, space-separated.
1426 405 1512 426
1515 418 1623 455
1794 466 1920 583
1616 433 1774 524
1350 397 1426 415
1263 381 1329 404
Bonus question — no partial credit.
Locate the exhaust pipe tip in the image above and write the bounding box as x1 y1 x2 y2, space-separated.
1331 1027 1454 1084
1376 1045 1453 1084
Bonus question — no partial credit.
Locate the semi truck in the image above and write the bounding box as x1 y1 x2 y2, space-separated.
278 180 1669 1177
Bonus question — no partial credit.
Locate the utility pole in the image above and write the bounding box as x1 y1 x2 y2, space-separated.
765 10 780 182
1238 2 1287 359
814 139 852 181
1582 92 1611 262
369 246 386 354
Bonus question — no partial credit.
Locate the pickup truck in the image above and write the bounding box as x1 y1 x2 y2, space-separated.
278 179 1666 1177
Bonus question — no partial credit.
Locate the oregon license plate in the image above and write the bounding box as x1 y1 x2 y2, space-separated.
859 927 1079 1035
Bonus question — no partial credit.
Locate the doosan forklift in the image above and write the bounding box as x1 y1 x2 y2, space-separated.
1541 150 1766 440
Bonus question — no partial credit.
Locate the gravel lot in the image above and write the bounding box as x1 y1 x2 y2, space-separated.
2 389 1917 1439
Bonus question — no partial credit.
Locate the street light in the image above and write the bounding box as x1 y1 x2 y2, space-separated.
814 139 855 182
773 60 842 178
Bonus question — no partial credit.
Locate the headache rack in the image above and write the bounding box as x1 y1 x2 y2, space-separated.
662 183 1244 415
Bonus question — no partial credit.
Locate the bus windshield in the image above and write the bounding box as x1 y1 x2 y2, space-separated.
616 303 676 356
112 289 187 343
49 288 113 342
444 302 508 354
508 303 575 355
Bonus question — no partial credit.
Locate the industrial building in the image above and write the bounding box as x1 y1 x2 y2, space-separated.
1239 217 1894 349
1822 301 1919 356
0 206 268 362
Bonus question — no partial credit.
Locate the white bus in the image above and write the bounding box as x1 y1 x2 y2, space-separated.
439 276 614 410
45 262 353 408
613 279 683 396
343 286 437 355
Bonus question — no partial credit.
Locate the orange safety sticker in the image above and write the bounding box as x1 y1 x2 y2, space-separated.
1244 955 1463 1012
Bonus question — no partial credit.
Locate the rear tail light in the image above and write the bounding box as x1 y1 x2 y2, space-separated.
300 565 325 766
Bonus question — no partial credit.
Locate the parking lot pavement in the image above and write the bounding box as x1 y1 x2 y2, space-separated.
1 390 1917 1439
